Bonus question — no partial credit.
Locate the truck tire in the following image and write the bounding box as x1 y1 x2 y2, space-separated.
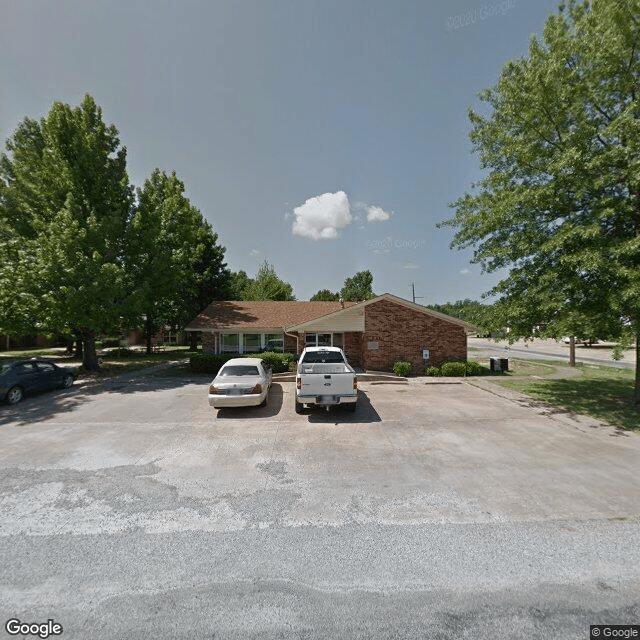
294 396 304 414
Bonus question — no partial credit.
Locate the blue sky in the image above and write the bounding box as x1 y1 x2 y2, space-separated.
1 0 559 304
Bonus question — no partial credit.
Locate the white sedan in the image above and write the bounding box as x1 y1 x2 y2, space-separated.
208 358 273 408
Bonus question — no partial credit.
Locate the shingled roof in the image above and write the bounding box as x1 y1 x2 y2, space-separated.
185 300 356 332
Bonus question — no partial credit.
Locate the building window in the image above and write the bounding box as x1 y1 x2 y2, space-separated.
264 333 284 352
243 333 261 353
305 333 343 348
221 334 239 352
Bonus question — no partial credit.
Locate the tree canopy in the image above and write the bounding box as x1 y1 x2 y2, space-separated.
0 95 132 369
310 288 340 301
427 299 493 332
0 95 229 367
441 0 640 406
340 270 375 301
242 261 295 301
126 169 229 353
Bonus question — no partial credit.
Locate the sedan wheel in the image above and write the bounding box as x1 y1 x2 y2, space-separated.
7 386 23 405
61 373 74 389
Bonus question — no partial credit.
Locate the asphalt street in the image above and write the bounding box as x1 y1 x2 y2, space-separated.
469 336 637 369
1 370 639 639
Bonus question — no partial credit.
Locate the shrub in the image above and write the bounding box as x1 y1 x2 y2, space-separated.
425 366 440 377
101 337 122 348
189 353 237 374
393 361 412 377
465 360 483 376
189 351 295 375
440 361 467 377
257 351 294 373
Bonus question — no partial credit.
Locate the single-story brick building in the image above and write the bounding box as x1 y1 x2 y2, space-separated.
185 293 477 372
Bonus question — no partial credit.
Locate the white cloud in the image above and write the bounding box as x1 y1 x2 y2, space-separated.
460 268 470 275
403 262 419 270
292 191 352 240
366 205 391 222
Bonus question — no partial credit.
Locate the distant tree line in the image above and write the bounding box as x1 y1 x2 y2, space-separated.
310 270 375 302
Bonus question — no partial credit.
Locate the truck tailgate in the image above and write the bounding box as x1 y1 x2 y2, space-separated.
298 372 355 398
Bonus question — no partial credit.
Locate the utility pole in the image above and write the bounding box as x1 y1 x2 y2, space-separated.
411 283 423 305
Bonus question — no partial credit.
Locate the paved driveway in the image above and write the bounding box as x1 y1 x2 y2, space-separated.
1 373 639 639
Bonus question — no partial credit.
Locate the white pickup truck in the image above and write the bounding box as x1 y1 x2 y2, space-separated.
294 346 358 413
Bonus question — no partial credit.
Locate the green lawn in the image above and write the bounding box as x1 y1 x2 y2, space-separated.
490 361 638 431
0 347 63 360
0 346 195 378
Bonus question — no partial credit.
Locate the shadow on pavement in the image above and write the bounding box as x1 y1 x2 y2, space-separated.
0 366 211 427
215 383 285 419
305 391 381 424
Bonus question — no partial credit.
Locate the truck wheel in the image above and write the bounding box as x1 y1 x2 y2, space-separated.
294 396 304 414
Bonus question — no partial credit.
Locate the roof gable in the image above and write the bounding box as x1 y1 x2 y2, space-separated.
358 294 478 332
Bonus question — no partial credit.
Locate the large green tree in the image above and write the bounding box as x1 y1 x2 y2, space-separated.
340 270 375 301
177 219 230 351
126 169 229 354
242 261 295 300
442 0 640 408
226 270 253 300
0 95 132 370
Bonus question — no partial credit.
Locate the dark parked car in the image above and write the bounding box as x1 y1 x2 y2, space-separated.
0 359 77 405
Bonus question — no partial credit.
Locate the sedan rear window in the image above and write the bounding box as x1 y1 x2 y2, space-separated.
219 365 260 376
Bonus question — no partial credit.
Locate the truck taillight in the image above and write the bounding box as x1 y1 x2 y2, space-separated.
209 385 218 394
353 377 358 389
251 384 263 394
296 377 301 389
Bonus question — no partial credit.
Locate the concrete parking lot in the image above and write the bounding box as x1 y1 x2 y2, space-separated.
1 371 639 638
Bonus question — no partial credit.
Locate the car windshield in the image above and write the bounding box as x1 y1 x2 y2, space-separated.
301 351 344 364
219 365 260 376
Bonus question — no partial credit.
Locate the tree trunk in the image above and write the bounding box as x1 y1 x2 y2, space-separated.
569 336 576 367
189 331 199 352
74 335 83 360
145 315 154 355
635 331 640 409
82 330 100 371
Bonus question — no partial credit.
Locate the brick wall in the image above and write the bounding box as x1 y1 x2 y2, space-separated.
202 332 216 354
363 300 467 372
284 333 298 354
344 332 363 368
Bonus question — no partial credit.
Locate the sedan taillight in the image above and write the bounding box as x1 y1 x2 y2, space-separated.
353 377 358 389
209 385 218 394
251 384 263 394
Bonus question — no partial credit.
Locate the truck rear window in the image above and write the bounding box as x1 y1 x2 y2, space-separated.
301 351 344 364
